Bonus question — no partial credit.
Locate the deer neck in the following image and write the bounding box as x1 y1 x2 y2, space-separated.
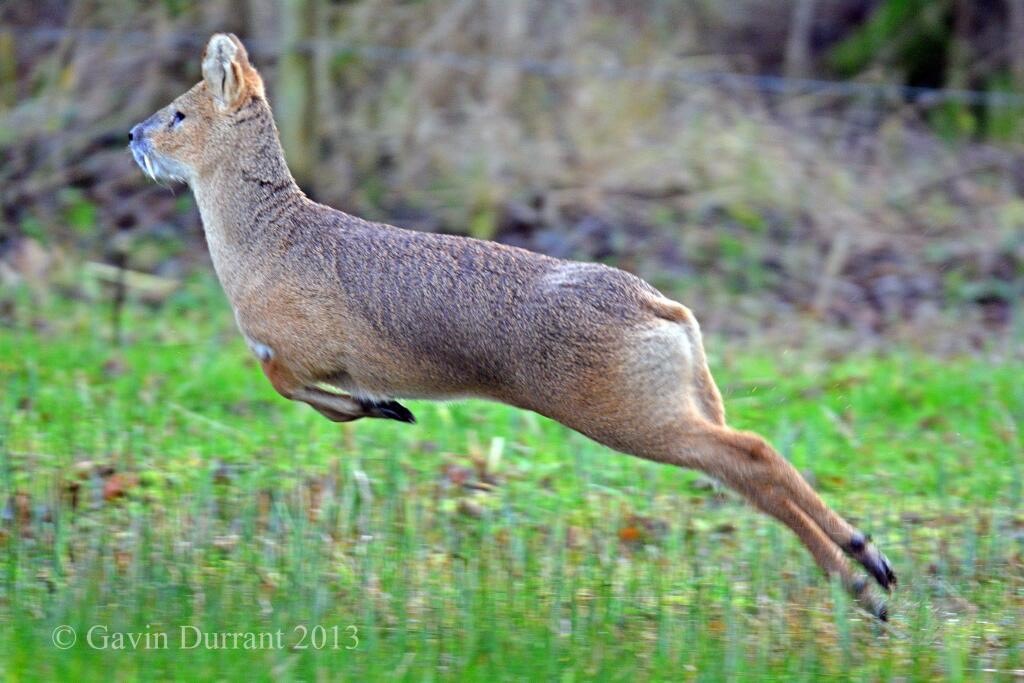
190 135 305 297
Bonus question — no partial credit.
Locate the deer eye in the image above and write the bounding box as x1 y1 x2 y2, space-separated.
170 110 185 127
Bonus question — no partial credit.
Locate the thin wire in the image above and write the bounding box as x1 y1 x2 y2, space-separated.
21 26 1024 109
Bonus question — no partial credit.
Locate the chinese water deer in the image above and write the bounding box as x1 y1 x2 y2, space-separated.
129 34 896 617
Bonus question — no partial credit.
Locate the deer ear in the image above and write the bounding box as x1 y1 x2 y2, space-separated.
202 33 253 110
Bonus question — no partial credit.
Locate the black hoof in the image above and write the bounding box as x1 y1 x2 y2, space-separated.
863 549 897 591
850 576 888 621
361 399 416 424
847 532 897 591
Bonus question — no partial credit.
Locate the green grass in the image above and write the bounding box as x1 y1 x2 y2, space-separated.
1 278 1022 681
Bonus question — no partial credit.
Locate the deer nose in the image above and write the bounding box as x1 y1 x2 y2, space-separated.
128 124 143 143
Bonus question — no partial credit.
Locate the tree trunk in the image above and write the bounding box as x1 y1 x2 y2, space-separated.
947 0 972 89
784 0 816 79
1009 0 1024 90
0 29 16 109
277 0 317 189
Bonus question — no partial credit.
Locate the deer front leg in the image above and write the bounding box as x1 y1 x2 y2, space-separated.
258 354 415 424
295 387 416 423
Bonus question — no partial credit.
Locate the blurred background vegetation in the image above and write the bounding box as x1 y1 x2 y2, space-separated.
2 4 1024 678
2 0 1023 346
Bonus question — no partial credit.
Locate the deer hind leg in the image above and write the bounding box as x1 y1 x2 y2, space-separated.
662 313 895 598
259 358 415 424
659 421 894 618
564 308 892 615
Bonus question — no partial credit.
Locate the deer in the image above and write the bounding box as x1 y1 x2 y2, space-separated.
128 33 896 618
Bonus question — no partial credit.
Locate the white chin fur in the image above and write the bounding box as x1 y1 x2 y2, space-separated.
143 154 156 180
132 147 188 184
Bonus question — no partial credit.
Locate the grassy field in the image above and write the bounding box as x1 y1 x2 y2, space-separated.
0 278 1022 681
